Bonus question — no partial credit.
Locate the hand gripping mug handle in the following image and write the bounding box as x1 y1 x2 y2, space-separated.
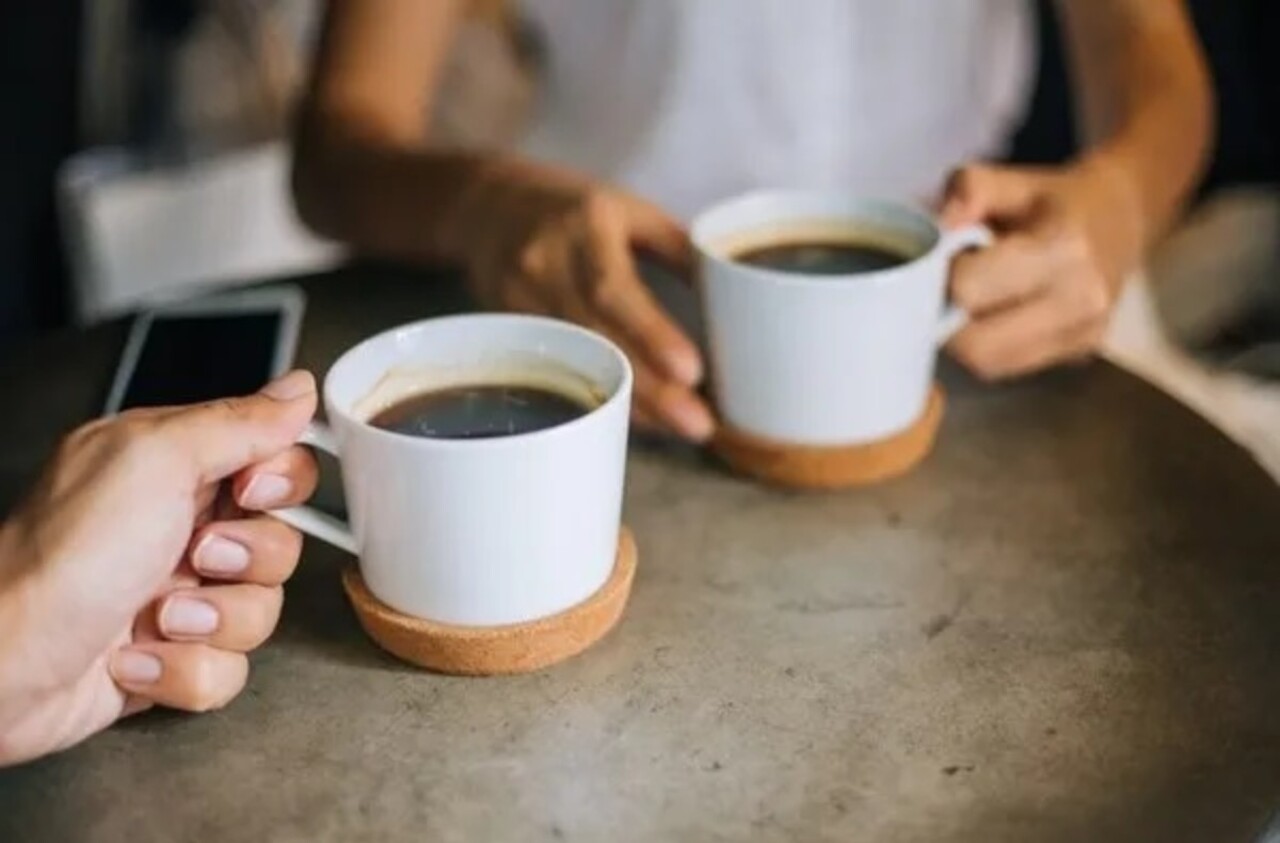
935 223 995 345
268 423 358 555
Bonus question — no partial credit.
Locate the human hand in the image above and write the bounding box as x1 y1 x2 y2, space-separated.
0 371 319 766
457 159 714 441
940 157 1146 380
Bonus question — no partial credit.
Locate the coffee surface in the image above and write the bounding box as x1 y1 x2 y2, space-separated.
732 239 911 276
369 384 591 440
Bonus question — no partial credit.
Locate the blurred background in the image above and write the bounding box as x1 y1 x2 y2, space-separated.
2 0 1277 469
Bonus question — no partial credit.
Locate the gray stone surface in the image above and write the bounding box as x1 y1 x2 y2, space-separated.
1 267 1278 842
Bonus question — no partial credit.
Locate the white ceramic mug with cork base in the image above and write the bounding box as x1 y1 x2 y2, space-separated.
692 191 991 446
270 314 632 627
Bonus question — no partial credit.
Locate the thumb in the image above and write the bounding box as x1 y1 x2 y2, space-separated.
159 370 317 486
939 164 1044 229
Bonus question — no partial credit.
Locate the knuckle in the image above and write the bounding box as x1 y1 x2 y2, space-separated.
515 242 545 277
257 587 285 631
58 418 105 454
1033 213 1070 252
288 445 320 486
578 189 615 227
277 528 305 571
1052 224 1091 265
947 165 983 199
950 338 991 380
1079 323 1108 353
585 277 622 311
955 339 1008 382
162 397 252 450
186 652 224 711
238 588 283 650
495 290 526 315
188 650 245 712
494 277 525 310
1088 321 1108 345
968 358 1003 383
208 396 249 422
107 418 168 467
1075 273 1111 319
949 267 981 309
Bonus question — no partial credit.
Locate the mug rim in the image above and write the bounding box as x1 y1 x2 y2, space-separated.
691 189 946 290
322 313 633 451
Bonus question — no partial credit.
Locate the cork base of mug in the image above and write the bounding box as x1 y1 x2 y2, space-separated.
710 386 945 490
341 528 637 675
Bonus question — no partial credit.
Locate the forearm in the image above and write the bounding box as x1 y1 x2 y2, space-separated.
292 0 523 268
293 120 504 267
1058 0 1213 245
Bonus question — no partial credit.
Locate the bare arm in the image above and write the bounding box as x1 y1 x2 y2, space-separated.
292 0 711 440
941 0 1212 380
1056 0 1213 244
293 0 494 264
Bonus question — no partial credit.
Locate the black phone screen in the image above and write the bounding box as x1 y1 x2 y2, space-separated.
119 312 283 410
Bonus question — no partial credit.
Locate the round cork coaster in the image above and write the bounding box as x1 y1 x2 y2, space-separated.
341 528 637 675
710 386 945 490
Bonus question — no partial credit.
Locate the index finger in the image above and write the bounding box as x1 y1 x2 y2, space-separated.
614 191 695 279
949 232 1053 315
581 202 703 387
940 163 1046 229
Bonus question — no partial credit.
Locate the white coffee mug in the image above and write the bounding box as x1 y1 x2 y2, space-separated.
692 191 990 446
271 314 632 627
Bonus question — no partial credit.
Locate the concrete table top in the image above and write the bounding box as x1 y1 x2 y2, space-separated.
1 266 1278 842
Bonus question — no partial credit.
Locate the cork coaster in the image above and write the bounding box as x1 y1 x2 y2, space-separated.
341 528 637 675
710 386 945 490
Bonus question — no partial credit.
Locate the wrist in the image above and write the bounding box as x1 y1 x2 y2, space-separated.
437 154 592 268
1075 137 1185 249
1075 147 1144 212
415 151 517 266
1056 150 1150 290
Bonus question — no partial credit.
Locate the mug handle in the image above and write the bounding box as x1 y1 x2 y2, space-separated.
934 223 995 345
268 423 359 555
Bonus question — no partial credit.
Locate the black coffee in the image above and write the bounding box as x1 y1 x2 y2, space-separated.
369 384 592 440
732 239 911 276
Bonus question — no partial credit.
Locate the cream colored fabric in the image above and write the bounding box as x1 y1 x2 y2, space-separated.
1106 273 1280 484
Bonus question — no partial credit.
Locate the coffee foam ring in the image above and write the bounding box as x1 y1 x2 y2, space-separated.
710 386 945 490
342 528 637 675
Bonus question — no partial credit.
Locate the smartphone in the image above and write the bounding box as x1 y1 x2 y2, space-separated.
104 286 306 414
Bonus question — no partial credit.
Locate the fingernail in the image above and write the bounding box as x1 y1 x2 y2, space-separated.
193 534 250 575
159 596 220 637
239 474 294 510
261 370 314 401
675 403 715 443
111 650 163 685
668 351 703 387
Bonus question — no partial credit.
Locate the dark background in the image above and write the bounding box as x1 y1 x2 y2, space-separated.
2 0 1278 347
1010 0 1280 188
0 0 82 342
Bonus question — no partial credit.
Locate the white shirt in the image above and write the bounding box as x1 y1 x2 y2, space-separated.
518 0 1037 220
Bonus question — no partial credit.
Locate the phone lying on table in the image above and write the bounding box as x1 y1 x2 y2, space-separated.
104 286 306 414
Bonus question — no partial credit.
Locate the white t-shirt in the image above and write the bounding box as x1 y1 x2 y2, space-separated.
518 0 1037 219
